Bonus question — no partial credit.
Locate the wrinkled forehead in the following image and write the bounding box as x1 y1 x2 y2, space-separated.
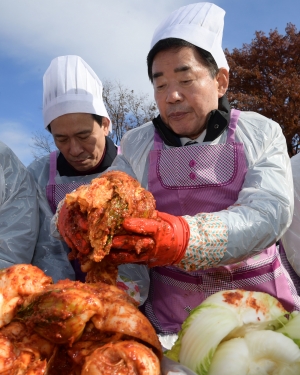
50 113 96 135
152 46 208 76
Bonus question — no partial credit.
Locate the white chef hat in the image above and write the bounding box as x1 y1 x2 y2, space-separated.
43 55 112 132
150 2 229 70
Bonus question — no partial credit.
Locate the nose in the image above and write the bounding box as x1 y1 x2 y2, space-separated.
68 138 84 157
166 84 183 103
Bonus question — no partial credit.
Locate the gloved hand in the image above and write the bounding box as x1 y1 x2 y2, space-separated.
109 211 190 267
56 200 90 255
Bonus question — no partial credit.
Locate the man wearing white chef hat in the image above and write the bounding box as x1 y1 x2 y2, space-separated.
106 1 298 335
28 55 117 282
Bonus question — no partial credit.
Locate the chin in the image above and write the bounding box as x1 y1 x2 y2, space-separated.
170 127 193 137
70 162 94 172
167 122 190 134
172 124 205 139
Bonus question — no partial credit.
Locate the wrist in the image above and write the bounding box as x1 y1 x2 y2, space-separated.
172 216 190 264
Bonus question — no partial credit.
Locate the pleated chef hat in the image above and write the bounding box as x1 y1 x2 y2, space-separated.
150 2 229 70
43 55 112 132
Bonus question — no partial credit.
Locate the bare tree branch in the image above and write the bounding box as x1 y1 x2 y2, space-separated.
103 80 158 144
30 131 56 160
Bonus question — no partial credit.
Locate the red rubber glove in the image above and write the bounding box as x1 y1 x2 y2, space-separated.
57 200 91 255
109 211 190 267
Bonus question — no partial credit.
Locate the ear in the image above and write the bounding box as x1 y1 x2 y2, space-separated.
102 117 110 136
216 68 229 98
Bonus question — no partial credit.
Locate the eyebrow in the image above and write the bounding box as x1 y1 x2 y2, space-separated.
152 65 191 80
175 65 191 73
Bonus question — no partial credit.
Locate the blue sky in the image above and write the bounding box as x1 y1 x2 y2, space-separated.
0 0 299 166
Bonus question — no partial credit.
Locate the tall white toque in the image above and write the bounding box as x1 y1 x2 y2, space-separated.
150 2 229 70
43 55 112 132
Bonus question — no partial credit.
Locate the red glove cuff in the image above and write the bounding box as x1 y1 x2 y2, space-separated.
151 212 190 267
171 216 190 264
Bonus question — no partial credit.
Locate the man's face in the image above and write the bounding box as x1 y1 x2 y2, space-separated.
50 113 110 172
152 46 228 139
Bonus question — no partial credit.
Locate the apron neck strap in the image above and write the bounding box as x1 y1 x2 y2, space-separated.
154 129 164 150
48 151 58 184
226 109 241 143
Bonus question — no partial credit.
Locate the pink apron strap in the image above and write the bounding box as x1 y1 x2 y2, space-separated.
46 151 58 213
226 109 241 143
48 151 58 184
153 130 164 150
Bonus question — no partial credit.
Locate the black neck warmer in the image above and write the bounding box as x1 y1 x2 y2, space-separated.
152 95 231 147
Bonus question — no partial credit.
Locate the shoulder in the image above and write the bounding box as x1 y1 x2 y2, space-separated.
237 111 283 138
27 154 51 183
0 141 14 155
0 141 30 179
234 111 288 169
0 141 23 167
113 121 154 184
28 153 51 170
120 121 155 152
0 142 36 202
122 121 155 140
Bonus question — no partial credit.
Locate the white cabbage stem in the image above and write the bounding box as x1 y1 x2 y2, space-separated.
179 307 238 374
276 311 300 346
166 290 288 374
208 330 300 375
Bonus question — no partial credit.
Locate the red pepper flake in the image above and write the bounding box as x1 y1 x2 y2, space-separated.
222 291 244 306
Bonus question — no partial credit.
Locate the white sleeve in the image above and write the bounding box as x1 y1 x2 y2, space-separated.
182 113 293 268
0 142 39 267
281 153 300 276
219 113 293 263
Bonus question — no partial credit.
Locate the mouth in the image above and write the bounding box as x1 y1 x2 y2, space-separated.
70 159 91 167
167 111 188 121
72 160 87 164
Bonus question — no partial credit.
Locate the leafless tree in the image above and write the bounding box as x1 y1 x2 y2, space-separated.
30 81 158 158
30 131 56 160
103 80 158 144
225 23 300 155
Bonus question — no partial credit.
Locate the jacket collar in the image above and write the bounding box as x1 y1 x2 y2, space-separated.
152 95 231 147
